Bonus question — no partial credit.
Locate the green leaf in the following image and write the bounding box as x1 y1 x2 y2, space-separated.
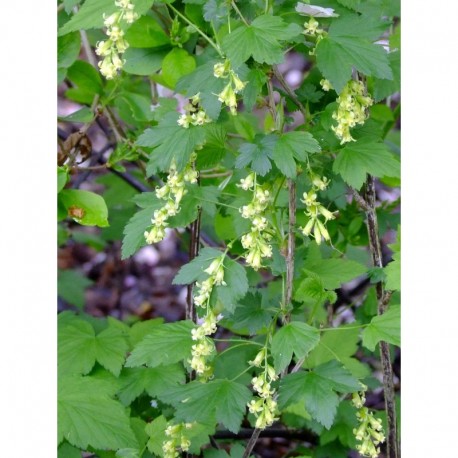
160 379 252 433
173 247 223 284
95 319 130 376
304 257 367 289
362 305 400 351
273 131 321 178
333 139 400 190
313 360 361 392
59 0 155 35
66 60 103 104
58 269 93 309
59 189 109 227
271 322 320 373
137 112 207 173
235 134 278 176
58 442 81 458
117 365 185 405
175 60 226 120
372 50 400 102
162 48 196 88
306 325 360 369
278 371 339 429
385 229 400 291
145 415 168 456
58 375 138 450
121 203 162 259
222 15 302 67
216 256 249 313
125 321 195 368
123 48 168 75
229 292 273 334
59 318 96 375
58 107 94 123
58 32 81 68
316 16 393 93
59 316 129 376
124 15 170 48
196 124 227 168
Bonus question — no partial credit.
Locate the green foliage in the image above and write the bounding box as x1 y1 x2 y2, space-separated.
58 269 93 309
279 361 360 429
59 315 129 376
160 379 252 433
333 139 400 190
271 321 320 373
57 2 401 456
316 16 393 93
161 48 196 88
385 228 401 291
235 134 277 176
126 321 195 367
222 15 302 67
58 375 138 450
59 189 109 227
362 305 401 350
137 112 207 172
273 131 321 179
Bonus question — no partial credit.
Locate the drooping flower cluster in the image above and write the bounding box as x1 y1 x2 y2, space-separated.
95 0 138 79
247 348 279 429
162 422 194 458
300 173 335 245
352 384 386 458
144 159 198 244
213 60 246 115
177 93 212 129
238 173 273 271
189 255 226 379
330 79 374 144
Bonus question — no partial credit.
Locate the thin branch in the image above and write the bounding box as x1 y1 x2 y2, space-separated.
214 427 317 442
231 1 249 26
272 66 307 118
364 175 399 458
284 179 296 323
79 29 98 69
168 3 223 56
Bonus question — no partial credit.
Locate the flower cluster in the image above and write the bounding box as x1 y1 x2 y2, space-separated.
144 159 198 244
247 348 279 429
238 173 273 270
213 60 246 115
189 312 218 379
177 93 212 129
189 254 226 379
95 0 138 79
194 256 226 308
302 17 326 55
162 422 194 458
330 79 374 144
300 173 335 245
352 384 386 458
320 78 333 92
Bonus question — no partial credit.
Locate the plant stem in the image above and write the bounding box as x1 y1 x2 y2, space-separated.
168 4 223 56
284 179 296 323
362 175 399 458
187 208 201 323
231 1 249 26
272 66 307 119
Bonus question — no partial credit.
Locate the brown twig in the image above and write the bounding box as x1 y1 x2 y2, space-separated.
363 175 399 458
272 66 307 118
